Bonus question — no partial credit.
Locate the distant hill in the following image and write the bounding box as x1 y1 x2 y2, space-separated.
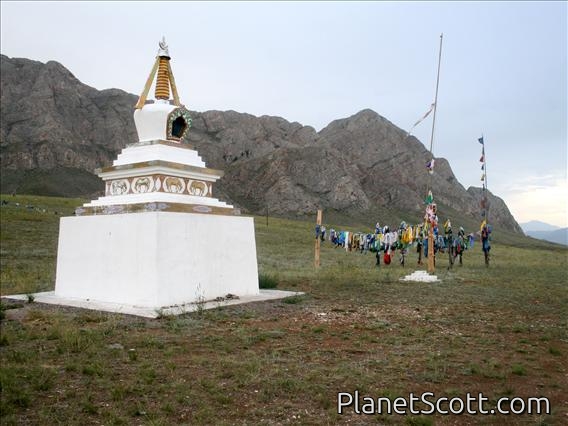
520 220 561 232
524 228 568 246
519 221 567 245
0 54 523 234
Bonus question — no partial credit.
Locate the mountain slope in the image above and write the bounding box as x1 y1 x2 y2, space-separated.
0 55 523 233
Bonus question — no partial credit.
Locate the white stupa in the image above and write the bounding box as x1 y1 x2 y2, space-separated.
52 38 261 312
80 38 233 216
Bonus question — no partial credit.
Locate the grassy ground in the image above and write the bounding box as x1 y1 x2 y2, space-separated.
1 195 567 425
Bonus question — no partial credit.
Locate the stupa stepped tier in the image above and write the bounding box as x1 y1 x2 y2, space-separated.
78 38 235 216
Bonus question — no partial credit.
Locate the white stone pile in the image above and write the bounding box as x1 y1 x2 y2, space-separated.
400 270 439 283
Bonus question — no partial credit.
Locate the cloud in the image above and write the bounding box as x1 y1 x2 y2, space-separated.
497 173 566 194
500 173 568 227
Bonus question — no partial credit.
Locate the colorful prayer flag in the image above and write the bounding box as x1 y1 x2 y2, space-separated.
481 164 484 170
426 159 435 174
481 174 485 181
480 219 487 232
478 136 484 145
414 104 435 127
408 103 436 135
480 155 484 162
425 190 433 205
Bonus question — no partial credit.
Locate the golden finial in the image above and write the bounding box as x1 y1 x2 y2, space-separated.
155 37 171 100
157 36 170 59
135 37 181 109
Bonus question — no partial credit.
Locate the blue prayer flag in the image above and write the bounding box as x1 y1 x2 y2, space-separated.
478 136 484 145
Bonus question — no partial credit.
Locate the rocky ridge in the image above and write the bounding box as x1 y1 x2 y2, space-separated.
0 55 522 233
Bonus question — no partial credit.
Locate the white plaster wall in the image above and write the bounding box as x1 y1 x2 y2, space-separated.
155 213 259 306
113 144 206 168
55 214 160 306
55 212 259 308
133 102 177 142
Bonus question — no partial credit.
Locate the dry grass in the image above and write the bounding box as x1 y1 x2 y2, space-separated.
1 195 567 425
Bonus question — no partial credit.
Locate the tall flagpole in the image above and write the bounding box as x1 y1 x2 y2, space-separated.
429 33 444 156
426 33 443 274
483 136 489 224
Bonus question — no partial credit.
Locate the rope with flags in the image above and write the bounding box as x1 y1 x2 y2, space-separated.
478 135 492 266
407 103 435 137
478 135 489 230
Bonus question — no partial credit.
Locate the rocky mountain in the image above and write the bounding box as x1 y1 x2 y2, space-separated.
467 187 524 234
0 54 523 233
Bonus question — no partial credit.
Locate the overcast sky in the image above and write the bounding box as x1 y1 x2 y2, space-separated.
1 1 566 227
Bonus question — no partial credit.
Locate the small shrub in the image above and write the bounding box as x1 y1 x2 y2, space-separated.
9 389 31 408
512 364 526 376
82 365 99 376
406 416 433 426
128 349 138 362
26 293 35 303
195 283 206 317
32 367 56 391
76 311 107 324
282 295 304 304
65 363 78 372
82 398 98 415
57 329 96 354
111 385 129 402
259 274 278 289
548 347 561 356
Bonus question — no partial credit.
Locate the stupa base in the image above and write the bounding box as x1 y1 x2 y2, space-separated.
54 211 259 308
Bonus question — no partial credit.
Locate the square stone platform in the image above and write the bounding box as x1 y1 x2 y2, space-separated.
52 211 263 312
3 289 303 318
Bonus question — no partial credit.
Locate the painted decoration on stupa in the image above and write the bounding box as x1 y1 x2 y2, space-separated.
188 180 209 196
109 179 130 196
163 176 185 193
104 175 212 198
132 176 154 194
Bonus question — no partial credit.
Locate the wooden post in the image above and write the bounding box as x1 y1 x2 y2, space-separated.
427 227 435 273
315 209 322 269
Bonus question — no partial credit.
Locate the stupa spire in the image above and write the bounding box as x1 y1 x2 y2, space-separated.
155 37 171 100
135 37 181 109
